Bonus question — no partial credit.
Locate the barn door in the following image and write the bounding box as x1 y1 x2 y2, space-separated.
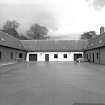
29 54 37 61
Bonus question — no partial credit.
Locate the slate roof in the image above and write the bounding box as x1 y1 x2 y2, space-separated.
87 32 105 50
0 31 26 51
21 40 88 52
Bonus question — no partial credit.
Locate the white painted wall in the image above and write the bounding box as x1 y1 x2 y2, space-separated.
26 52 83 62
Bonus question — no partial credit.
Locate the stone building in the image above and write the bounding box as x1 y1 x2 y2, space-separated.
0 31 27 63
84 27 105 64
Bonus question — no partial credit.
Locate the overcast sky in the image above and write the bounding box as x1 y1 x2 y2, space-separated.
0 0 105 39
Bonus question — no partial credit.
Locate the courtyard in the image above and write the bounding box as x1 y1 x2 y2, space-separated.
0 62 105 105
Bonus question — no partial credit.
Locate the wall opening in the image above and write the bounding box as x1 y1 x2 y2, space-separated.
86 54 88 60
45 54 49 62
29 54 37 61
19 53 23 58
93 53 94 62
89 53 91 59
11 52 13 60
63 54 67 59
97 52 99 60
74 54 82 61
0 51 2 60
54 54 58 59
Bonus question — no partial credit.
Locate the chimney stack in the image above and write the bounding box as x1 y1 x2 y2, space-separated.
100 26 105 35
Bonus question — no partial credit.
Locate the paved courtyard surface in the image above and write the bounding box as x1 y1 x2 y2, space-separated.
0 62 105 105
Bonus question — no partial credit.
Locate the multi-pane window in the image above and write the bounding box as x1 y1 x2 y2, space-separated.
54 54 58 59
63 54 67 58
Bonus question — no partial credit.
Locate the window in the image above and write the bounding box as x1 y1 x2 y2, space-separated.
54 54 58 59
0 51 2 60
19 53 23 58
63 54 67 58
89 53 91 59
10 52 13 60
97 52 99 60
87 54 88 59
93 53 94 62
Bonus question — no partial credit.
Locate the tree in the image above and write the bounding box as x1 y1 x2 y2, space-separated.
2 20 20 38
80 31 97 40
27 24 48 40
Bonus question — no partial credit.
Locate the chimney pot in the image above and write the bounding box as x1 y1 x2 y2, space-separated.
100 26 105 35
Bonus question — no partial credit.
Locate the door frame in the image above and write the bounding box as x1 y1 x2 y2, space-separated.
45 54 49 62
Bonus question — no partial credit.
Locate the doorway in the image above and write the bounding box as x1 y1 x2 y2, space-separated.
93 53 94 62
45 54 49 62
74 54 82 61
29 54 37 61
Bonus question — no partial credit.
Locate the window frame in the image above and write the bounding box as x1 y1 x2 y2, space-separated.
63 54 67 59
54 54 58 59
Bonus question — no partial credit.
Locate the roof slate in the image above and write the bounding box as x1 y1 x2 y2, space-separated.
87 33 105 49
21 40 88 52
0 31 26 50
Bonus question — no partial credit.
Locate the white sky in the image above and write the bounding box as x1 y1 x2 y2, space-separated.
0 0 105 39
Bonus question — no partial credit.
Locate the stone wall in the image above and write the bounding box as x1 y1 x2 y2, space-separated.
0 46 27 62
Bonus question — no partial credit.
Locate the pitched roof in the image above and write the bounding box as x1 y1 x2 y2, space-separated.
0 31 26 50
21 40 88 52
87 33 105 49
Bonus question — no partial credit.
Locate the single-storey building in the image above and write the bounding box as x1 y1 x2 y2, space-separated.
21 40 87 62
2 26 105 64
0 31 27 63
84 27 105 64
